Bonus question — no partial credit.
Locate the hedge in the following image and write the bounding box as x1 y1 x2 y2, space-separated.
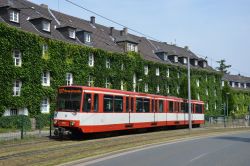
0 115 31 130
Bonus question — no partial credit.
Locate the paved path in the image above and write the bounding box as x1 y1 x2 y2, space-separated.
79 131 250 166
0 130 49 141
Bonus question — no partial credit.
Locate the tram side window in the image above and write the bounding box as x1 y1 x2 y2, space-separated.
184 103 189 113
104 95 113 112
126 97 129 112
159 100 163 112
136 98 143 112
131 97 134 112
114 96 123 112
181 102 185 113
93 94 98 112
84 93 91 112
144 99 150 112
169 101 173 113
196 104 203 113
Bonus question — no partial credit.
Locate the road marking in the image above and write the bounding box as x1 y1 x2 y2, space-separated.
190 153 207 162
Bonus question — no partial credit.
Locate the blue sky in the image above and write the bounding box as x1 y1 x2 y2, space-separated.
31 0 250 76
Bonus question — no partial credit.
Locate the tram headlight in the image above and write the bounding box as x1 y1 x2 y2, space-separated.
70 121 75 126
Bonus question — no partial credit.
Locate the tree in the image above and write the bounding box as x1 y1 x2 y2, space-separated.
216 59 231 74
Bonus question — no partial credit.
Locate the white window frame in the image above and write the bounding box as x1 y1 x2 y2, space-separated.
88 53 94 67
41 71 50 86
206 103 209 110
174 56 178 63
69 28 76 39
144 65 148 75
156 67 160 76
196 79 200 87
10 10 19 23
197 93 200 100
164 54 168 61
42 20 51 32
203 61 207 68
231 81 235 87
194 60 198 66
183 58 187 64
144 83 148 92
177 72 180 79
206 88 209 96
133 74 136 92
87 75 94 87
13 80 22 96
106 59 111 68
166 84 169 94
42 44 48 56
166 68 170 78
121 63 124 71
13 50 22 67
121 80 124 90
105 78 111 88
177 85 180 94
41 98 50 113
66 73 73 86
238 82 241 88
222 80 225 87
214 89 217 96
84 32 91 43
157 84 160 93
244 83 247 89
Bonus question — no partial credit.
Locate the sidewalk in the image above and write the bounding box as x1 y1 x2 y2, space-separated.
0 130 50 141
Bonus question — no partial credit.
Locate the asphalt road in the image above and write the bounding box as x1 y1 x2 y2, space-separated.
79 131 250 166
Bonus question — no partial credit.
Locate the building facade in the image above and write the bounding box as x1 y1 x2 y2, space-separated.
0 0 223 116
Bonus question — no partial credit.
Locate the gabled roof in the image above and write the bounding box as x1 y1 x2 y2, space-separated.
0 0 213 70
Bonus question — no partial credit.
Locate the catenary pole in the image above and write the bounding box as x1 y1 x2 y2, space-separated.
188 57 192 130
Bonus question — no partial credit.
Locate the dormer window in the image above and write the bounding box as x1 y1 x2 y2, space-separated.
9 10 19 23
127 43 138 52
238 82 241 88
194 60 198 66
84 32 91 43
231 81 235 87
13 50 22 67
174 56 178 63
244 83 247 89
69 28 76 39
164 54 168 61
42 20 50 32
183 58 187 64
203 61 207 68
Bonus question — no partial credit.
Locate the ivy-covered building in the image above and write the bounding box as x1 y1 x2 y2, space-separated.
0 0 223 117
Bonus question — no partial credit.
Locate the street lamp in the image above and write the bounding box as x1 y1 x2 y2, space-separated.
137 79 142 92
226 92 230 117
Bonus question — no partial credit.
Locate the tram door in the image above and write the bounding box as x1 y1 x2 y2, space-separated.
152 99 158 123
126 96 134 124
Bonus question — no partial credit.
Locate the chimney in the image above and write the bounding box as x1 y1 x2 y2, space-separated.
110 27 114 36
40 4 48 8
184 46 189 51
90 16 95 24
123 27 128 35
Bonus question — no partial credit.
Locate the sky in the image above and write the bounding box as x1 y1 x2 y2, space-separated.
30 0 250 76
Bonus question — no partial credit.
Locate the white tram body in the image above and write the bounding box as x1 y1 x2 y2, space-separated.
54 86 204 134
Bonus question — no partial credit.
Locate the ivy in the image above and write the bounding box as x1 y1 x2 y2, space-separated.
0 23 225 116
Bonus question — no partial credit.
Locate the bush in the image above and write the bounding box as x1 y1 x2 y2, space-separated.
0 115 31 130
35 114 51 129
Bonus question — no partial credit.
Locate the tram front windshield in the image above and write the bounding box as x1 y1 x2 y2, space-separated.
57 87 82 112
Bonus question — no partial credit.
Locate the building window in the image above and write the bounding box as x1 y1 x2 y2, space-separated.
205 76 208 82
166 68 170 78
144 83 148 92
206 103 209 110
127 43 138 52
106 59 111 68
244 83 247 89
42 20 51 32
206 88 208 96
238 82 241 88
105 78 111 88
214 102 217 110
133 74 136 92
144 65 148 75
13 50 22 67
222 80 225 87
214 77 216 83
197 93 200 100
166 84 169 94
41 71 50 86
183 58 187 64
10 109 18 116
231 81 235 87
157 84 160 93
66 73 73 86
84 32 91 43
177 86 180 94
156 67 160 76
10 10 19 23
13 80 22 96
214 89 217 96
42 44 48 56
164 54 168 61
177 72 180 79
88 53 94 67
194 60 198 66
69 28 76 39
121 80 124 90
203 62 207 68
174 56 178 63
41 98 50 113
87 75 94 87
121 63 124 71
196 79 200 87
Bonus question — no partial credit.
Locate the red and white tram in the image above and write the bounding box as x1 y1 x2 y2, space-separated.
53 86 204 136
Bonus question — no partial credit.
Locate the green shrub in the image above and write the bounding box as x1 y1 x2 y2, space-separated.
0 115 31 130
35 114 51 129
